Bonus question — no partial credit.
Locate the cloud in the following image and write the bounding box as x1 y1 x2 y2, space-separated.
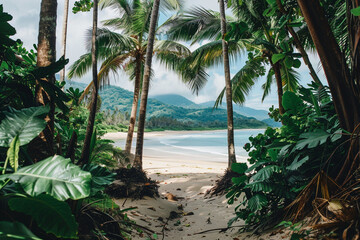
3 0 325 111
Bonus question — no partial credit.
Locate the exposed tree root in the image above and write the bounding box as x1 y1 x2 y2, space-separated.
105 168 159 199
205 169 240 197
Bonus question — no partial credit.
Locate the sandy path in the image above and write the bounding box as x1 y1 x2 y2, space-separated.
105 131 286 240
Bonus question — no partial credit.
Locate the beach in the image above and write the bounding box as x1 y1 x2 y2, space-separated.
104 130 286 240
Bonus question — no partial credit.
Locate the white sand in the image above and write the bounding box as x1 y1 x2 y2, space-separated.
105 131 287 240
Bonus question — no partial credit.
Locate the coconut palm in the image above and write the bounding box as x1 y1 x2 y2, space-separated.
79 0 99 165
165 2 303 115
28 0 58 161
59 0 69 83
69 0 205 159
219 0 236 167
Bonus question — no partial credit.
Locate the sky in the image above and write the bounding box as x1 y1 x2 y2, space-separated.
2 0 325 110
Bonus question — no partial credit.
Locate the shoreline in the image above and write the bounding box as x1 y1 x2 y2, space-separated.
103 128 266 141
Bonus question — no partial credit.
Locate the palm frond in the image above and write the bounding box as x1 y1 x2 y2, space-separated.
67 53 92 79
281 66 300 92
99 0 131 16
262 68 274 102
215 57 265 105
154 40 191 56
85 27 134 51
189 40 244 68
163 7 223 42
159 0 184 13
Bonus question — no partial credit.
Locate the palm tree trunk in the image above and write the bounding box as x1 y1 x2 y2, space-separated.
79 0 98 165
297 0 360 132
219 0 236 168
133 0 160 170
60 0 69 83
275 0 323 87
29 0 57 161
273 62 285 115
125 54 142 154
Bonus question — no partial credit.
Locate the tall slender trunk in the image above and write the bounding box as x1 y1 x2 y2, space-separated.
133 0 160 170
297 0 360 132
219 0 236 168
275 0 323 87
79 0 98 165
273 62 285 115
125 53 142 154
29 0 57 161
60 0 69 83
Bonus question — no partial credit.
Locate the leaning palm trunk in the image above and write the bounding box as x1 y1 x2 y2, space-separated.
275 0 323 87
125 55 142 154
297 0 360 132
29 0 57 161
219 0 236 168
59 0 69 83
133 0 161 170
79 0 98 165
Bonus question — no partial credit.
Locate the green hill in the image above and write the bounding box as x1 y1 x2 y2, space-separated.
66 82 267 129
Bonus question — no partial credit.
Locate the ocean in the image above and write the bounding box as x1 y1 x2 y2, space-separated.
113 129 265 163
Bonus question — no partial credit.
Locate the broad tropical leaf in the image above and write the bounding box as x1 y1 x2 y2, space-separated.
286 156 309 171
244 181 273 192
0 155 91 200
250 165 280 181
82 164 116 196
231 162 248 174
295 130 331 150
248 193 268 211
9 194 78 238
0 221 41 240
7 135 20 172
0 106 49 147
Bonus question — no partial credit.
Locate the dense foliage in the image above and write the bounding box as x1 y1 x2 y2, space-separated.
227 84 346 231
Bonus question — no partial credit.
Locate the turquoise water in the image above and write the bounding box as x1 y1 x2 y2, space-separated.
114 129 265 162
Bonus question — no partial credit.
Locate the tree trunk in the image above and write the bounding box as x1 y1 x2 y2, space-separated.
275 0 323 87
273 61 285 115
347 0 360 97
219 0 236 168
297 0 360 132
125 53 142 154
60 0 69 83
79 0 98 165
133 0 160 170
29 0 57 161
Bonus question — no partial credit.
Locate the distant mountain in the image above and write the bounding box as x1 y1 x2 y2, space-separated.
151 94 199 109
152 95 270 120
198 101 269 120
66 82 267 129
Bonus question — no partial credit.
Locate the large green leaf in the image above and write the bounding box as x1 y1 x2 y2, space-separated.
271 53 285 64
0 106 49 147
282 91 303 113
295 130 331 150
244 181 273 193
231 162 248 174
7 135 20 172
82 164 115 196
250 165 280 182
9 194 78 239
0 221 42 240
248 193 268 211
286 156 309 171
0 155 91 200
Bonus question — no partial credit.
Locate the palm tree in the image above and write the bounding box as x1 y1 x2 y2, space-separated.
69 0 198 158
29 0 58 161
59 0 69 83
219 0 236 168
79 0 99 165
133 0 160 170
165 2 304 115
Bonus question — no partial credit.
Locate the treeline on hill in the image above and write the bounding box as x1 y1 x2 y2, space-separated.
68 82 268 131
146 116 266 131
